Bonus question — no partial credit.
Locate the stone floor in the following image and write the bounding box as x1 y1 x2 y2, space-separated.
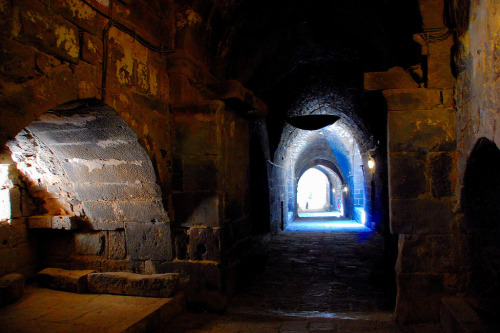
161 225 442 332
159 311 443 332
230 226 392 316
0 223 444 332
0 285 182 333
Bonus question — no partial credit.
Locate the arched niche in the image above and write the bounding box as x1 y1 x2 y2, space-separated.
5 100 171 272
461 137 500 313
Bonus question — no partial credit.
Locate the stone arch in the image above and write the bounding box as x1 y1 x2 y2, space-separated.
6 100 171 271
461 137 500 306
297 159 346 185
295 159 349 218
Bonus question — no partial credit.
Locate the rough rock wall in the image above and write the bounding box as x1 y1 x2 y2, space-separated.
454 0 500 316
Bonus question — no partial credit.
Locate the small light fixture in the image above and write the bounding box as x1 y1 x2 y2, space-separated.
368 158 375 170
343 185 348 193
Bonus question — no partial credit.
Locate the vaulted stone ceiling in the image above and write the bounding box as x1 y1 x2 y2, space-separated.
204 0 424 154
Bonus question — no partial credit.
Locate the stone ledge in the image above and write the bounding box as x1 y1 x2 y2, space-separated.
37 268 95 293
28 215 79 230
364 67 419 91
0 273 25 306
87 272 179 298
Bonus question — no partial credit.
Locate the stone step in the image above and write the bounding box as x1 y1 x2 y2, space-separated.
440 296 493 333
37 268 95 293
87 272 179 298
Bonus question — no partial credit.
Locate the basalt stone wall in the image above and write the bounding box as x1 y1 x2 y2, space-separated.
453 0 500 318
366 0 461 323
0 0 264 306
0 0 174 279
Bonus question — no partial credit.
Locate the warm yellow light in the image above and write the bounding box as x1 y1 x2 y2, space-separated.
343 185 348 193
368 159 375 169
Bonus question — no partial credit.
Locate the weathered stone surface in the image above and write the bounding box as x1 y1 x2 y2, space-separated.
390 198 454 234
83 200 168 223
389 152 427 199
51 0 108 36
383 89 442 111
37 268 95 293
87 272 179 297
162 260 224 311
82 32 103 66
364 67 419 90
395 273 444 323
0 218 28 250
388 109 457 152
188 227 221 261
74 182 161 201
440 297 491 333
428 52 455 89
52 216 78 230
63 161 156 185
173 114 220 156
162 260 223 292
108 230 126 260
173 192 220 227
418 0 446 30
28 215 78 230
182 155 218 191
14 3 80 63
396 234 458 273
0 37 38 82
125 222 172 261
430 152 454 198
74 61 102 100
0 273 24 306
74 232 105 256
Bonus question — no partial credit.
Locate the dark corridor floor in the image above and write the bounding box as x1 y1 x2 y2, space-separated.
228 229 393 317
162 228 446 332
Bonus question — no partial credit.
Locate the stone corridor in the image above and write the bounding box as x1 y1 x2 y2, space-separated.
162 226 443 332
229 228 390 316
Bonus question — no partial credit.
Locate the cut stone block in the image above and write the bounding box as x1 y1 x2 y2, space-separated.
395 273 444 323
383 89 442 111
52 216 78 230
87 272 179 297
125 222 172 261
0 273 25 306
28 215 52 229
364 67 419 90
37 268 95 293
28 215 78 230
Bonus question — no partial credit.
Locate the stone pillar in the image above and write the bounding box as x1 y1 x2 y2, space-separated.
385 86 457 322
364 0 459 322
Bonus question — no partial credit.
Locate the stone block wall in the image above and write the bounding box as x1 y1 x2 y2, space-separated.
0 154 38 279
0 0 263 307
453 0 500 317
365 0 462 322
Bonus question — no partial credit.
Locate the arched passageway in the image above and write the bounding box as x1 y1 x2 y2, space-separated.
297 167 340 215
3 100 171 274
